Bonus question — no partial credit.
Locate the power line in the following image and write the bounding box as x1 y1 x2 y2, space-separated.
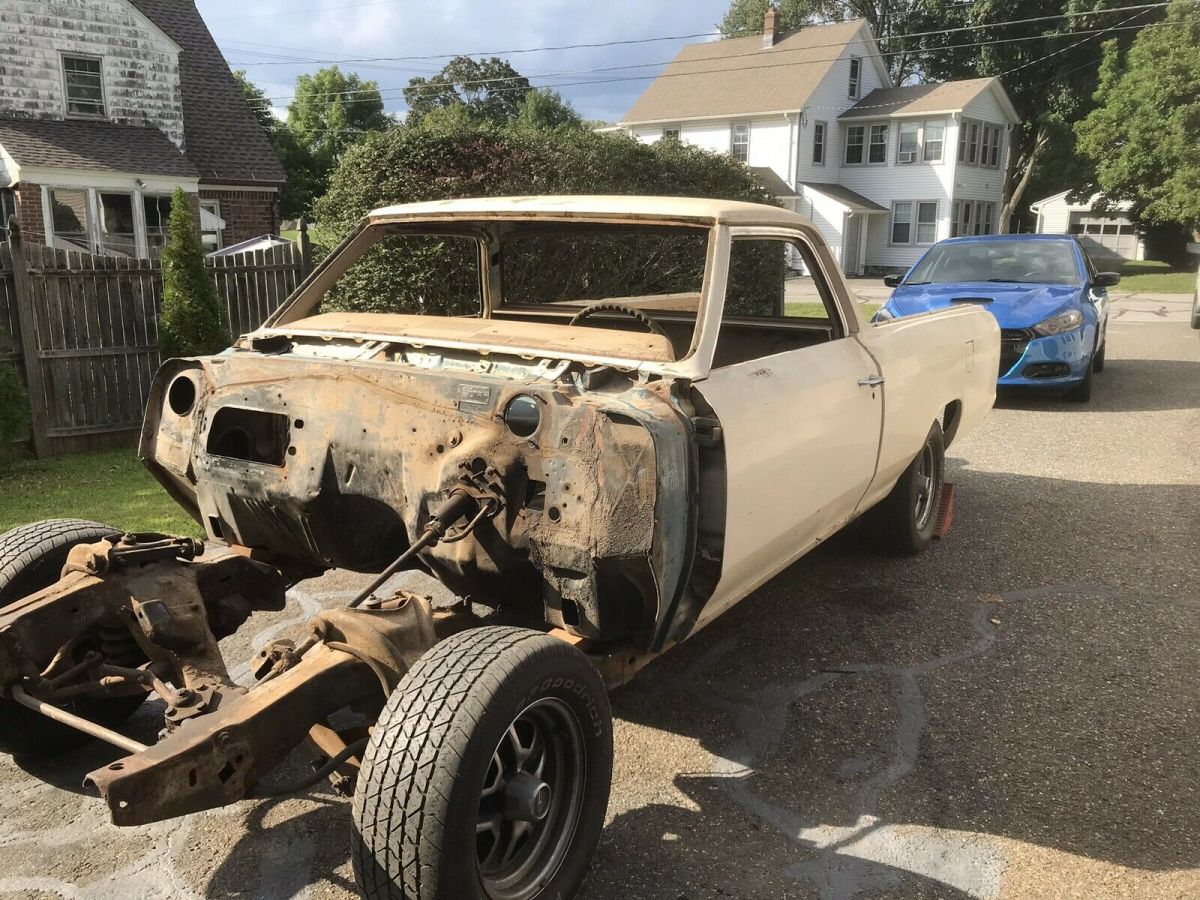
238 18 1177 111
218 0 1172 70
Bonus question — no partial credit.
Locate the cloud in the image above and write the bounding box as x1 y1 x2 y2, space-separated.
204 0 730 120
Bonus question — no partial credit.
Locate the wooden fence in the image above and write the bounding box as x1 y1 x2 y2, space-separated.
1 229 307 457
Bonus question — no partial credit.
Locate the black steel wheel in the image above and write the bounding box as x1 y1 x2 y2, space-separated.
0 519 145 756
352 626 613 900
866 421 945 554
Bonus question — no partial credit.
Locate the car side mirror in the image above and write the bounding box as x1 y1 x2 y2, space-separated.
883 274 904 288
1093 272 1121 288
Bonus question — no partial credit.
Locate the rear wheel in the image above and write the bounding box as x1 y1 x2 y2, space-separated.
352 626 613 900
0 519 145 756
867 421 944 555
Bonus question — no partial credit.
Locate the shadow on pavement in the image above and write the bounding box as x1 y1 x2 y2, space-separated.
996 357 1200 413
584 467 1198 898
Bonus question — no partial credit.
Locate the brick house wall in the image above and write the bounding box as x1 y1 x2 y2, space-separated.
14 181 45 242
200 187 279 247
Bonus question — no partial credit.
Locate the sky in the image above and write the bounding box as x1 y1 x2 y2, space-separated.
198 0 734 123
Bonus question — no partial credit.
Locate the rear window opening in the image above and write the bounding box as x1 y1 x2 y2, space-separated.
206 407 290 466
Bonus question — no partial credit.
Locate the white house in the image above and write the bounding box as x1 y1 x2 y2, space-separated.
615 11 1021 275
1029 190 1144 262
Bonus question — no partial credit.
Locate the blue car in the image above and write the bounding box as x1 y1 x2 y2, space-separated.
874 234 1119 401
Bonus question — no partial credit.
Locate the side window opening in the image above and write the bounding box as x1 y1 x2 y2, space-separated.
714 236 843 368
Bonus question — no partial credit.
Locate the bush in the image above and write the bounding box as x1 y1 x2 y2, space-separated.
157 188 228 358
0 349 29 469
312 126 777 313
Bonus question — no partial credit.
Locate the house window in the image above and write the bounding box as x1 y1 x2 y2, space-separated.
98 193 136 256
144 195 173 255
923 120 945 162
916 201 938 244
978 201 995 235
868 124 888 164
731 122 750 162
62 55 105 118
983 125 1002 168
844 125 865 164
661 125 681 141
200 200 223 252
48 188 93 252
812 121 826 165
897 122 920 164
848 57 861 99
891 202 913 244
951 200 996 237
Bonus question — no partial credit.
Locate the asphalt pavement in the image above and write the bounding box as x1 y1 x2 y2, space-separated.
0 294 1196 899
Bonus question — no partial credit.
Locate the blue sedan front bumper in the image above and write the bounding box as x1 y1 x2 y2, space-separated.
998 326 1095 387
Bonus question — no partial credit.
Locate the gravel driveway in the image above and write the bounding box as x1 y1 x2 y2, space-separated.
0 296 1196 900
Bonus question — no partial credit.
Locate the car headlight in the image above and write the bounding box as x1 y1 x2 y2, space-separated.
870 306 895 324
1032 309 1084 336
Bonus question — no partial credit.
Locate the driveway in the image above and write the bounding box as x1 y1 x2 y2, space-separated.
0 311 1197 899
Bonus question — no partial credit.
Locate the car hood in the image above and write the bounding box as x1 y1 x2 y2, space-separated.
888 281 1082 329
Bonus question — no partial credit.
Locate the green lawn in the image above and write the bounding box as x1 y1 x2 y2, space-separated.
0 449 199 536
1116 259 1196 294
786 301 882 318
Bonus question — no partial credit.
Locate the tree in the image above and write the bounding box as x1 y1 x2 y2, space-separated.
511 89 583 131
158 189 228 359
1075 0 1200 234
919 1 1162 232
233 70 323 219
288 66 392 170
404 57 532 127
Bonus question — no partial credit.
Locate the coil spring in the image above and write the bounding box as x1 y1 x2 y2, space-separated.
98 623 143 668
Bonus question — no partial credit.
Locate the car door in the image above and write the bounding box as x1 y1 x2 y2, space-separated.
691 232 883 623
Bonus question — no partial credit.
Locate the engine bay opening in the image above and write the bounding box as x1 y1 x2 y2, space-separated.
206 407 291 467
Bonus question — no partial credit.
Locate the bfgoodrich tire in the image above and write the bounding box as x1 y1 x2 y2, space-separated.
352 626 613 900
0 519 145 756
867 421 945 555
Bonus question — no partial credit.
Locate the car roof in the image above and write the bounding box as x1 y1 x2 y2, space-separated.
937 233 1078 245
366 195 816 228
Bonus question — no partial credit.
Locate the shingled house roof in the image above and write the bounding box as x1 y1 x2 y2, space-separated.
622 19 874 123
0 118 199 178
128 0 285 184
838 79 1011 119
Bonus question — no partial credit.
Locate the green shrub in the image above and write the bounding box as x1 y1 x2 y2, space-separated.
157 188 228 358
312 126 777 313
0 348 30 469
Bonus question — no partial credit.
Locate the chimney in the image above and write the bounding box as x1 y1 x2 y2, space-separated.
763 5 779 48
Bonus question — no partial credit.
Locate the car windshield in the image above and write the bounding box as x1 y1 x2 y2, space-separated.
905 239 1081 286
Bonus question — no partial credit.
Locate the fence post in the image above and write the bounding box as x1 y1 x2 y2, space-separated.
6 217 50 457
298 219 313 275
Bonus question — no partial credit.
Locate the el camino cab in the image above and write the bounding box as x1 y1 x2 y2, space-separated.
0 197 999 900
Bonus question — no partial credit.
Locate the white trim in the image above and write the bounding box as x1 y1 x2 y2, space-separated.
60 52 107 121
620 110 799 127
17 167 199 193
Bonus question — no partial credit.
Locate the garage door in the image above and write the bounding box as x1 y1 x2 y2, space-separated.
1068 212 1142 260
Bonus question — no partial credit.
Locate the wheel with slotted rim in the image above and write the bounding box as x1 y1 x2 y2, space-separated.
866 421 945 555
0 519 145 756
351 626 613 900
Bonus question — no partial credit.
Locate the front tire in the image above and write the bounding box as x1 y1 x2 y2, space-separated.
868 421 945 555
352 626 613 900
1066 355 1095 403
0 519 145 756
1093 331 1107 372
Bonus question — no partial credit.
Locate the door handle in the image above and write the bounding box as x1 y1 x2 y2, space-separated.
858 374 885 387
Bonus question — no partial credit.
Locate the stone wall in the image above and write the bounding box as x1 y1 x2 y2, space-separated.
0 0 184 147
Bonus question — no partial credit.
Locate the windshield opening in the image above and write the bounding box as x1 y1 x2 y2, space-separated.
905 239 1081 286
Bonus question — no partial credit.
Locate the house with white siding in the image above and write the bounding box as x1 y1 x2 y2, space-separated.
1029 190 1145 262
615 10 1021 275
0 0 286 257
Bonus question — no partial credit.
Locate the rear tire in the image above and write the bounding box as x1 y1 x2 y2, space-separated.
0 519 145 757
867 422 944 555
351 626 613 900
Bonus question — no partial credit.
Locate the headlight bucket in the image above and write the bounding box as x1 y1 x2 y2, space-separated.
1033 309 1084 336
